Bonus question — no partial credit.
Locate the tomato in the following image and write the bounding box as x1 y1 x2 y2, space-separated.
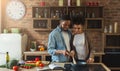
39 63 44 67
13 66 19 71
28 66 32 69
35 57 40 61
26 66 29 69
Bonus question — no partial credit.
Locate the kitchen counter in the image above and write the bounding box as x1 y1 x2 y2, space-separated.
0 63 110 71
24 51 104 61
24 51 50 61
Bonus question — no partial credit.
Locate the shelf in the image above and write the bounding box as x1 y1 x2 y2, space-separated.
33 18 103 20
33 18 50 20
93 52 105 55
86 18 103 20
32 6 104 8
86 29 103 31
33 29 50 32
31 6 104 53
105 47 120 49
24 51 50 61
104 33 120 35
85 6 104 8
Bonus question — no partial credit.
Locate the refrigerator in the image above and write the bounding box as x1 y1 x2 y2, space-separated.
0 33 22 65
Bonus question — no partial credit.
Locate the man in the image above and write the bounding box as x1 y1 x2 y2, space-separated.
48 15 73 62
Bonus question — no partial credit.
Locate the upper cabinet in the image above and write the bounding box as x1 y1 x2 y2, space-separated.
32 6 104 31
104 33 120 48
85 6 104 31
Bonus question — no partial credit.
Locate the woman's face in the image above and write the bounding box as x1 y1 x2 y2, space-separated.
72 24 84 34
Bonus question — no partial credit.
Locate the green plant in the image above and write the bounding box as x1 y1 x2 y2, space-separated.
30 41 36 49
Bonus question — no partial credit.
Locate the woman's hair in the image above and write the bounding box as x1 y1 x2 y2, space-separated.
71 15 85 26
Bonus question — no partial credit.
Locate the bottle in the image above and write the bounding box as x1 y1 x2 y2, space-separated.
76 0 80 6
55 10 60 18
109 24 112 33
114 22 118 33
68 0 71 6
6 52 10 64
104 26 107 33
51 11 54 18
59 0 63 6
44 9 48 18
35 8 39 18
92 12 95 18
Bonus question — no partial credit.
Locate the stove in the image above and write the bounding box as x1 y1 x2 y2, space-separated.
102 48 120 70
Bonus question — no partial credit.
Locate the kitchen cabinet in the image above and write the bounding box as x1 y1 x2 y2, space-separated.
32 6 104 52
102 33 120 70
103 33 120 48
31 5 104 62
24 51 50 61
32 6 104 32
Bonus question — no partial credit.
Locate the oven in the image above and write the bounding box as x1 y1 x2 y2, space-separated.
102 48 120 71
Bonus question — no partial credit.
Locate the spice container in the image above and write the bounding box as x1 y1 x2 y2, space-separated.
76 0 81 6
35 8 39 18
59 0 63 6
68 0 71 6
109 24 112 33
114 22 118 33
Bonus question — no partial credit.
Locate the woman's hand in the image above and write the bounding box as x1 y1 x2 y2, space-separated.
69 50 75 57
87 58 94 63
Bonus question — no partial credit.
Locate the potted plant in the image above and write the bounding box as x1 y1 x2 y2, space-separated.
30 41 36 52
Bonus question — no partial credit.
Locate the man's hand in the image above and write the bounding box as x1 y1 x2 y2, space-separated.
55 50 70 56
62 50 70 56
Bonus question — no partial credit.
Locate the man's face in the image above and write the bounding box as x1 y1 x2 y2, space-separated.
60 20 71 31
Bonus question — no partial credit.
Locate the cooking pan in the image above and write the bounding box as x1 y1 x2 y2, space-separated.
64 57 87 71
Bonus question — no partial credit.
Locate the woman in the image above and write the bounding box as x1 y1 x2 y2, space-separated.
70 15 94 64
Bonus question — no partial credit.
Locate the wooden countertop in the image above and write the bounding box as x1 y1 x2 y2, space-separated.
0 63 110 71
24 51 49 55
24 51 105 61
24 51 105 55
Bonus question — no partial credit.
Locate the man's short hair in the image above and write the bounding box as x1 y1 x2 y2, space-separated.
60 15 71 20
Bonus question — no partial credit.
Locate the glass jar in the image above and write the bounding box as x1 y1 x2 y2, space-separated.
44 9 48 18
35 8 39 18
59 0 63 6
76 0 81 6
56 10 60 18
68 0 71 6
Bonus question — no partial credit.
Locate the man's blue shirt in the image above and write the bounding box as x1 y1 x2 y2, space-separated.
48 26 72 62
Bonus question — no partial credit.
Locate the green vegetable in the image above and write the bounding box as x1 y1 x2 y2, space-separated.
6 60 18 69
21 64 35 67
0 64 6 68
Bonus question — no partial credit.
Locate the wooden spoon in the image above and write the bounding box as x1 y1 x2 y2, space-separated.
72 57 77 64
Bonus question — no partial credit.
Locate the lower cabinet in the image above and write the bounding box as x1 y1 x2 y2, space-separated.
94 56 101 63
24 51 50 61
26 56 42 60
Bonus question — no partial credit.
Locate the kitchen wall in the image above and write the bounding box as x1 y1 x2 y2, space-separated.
1 0 120 51
0 0 1 33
